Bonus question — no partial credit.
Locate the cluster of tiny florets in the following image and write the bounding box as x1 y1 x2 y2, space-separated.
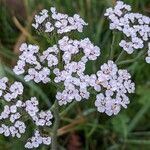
32 7 87 34
0 121 26 138
13 35 101 106
0 78 25 138
25 97 53 126
95 60 135 116
0 78 53 148
25 130 51 149
54 67 97 105
13 43 51 83
54 36 100 105
58 36 100 64
4 82 23 102
32 9 49 29
40 45 59 67
105 1 150 60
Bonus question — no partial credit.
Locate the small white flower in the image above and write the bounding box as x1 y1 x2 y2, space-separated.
45 22 54 32
42 136 51 145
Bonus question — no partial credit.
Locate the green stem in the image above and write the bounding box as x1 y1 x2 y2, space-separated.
110 31 116 60
60 101 77 116
117 59 135 65
115 50 125 63
117 49 146 65
123 139 150 145
127 102 150 133
51 100 60 150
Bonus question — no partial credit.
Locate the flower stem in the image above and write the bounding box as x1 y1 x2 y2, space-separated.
115 50 125 63
110 31 116 60
51 100 60 150
116 49 146 65
60 101 77 116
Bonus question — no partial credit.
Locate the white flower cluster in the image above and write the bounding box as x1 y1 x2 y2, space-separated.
4 82 23 102
58 36 100 64
0 78 53 148
32 7 87 34
54 36 100 105
13 36 100 86
25 97 53 126
25 130 51 149
145 43 150 63
0 121 26 138
105 1 150 59
0 78 25 138
13 43 51 83
40 45 59 67
32 9 49 29
95 60 135 116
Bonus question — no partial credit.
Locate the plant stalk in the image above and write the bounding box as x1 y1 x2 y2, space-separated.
110 31 116 60
51 100 60 150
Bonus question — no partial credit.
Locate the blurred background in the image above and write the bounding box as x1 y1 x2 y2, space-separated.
0 0 150 149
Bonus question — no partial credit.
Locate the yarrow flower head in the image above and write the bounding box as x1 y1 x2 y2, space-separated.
32 7 88 34
13 35 101 106
105 1 150 61
13 43 52 83
25 130 51 149
0 78 53 148
94 60 135 116
54 36 100 105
